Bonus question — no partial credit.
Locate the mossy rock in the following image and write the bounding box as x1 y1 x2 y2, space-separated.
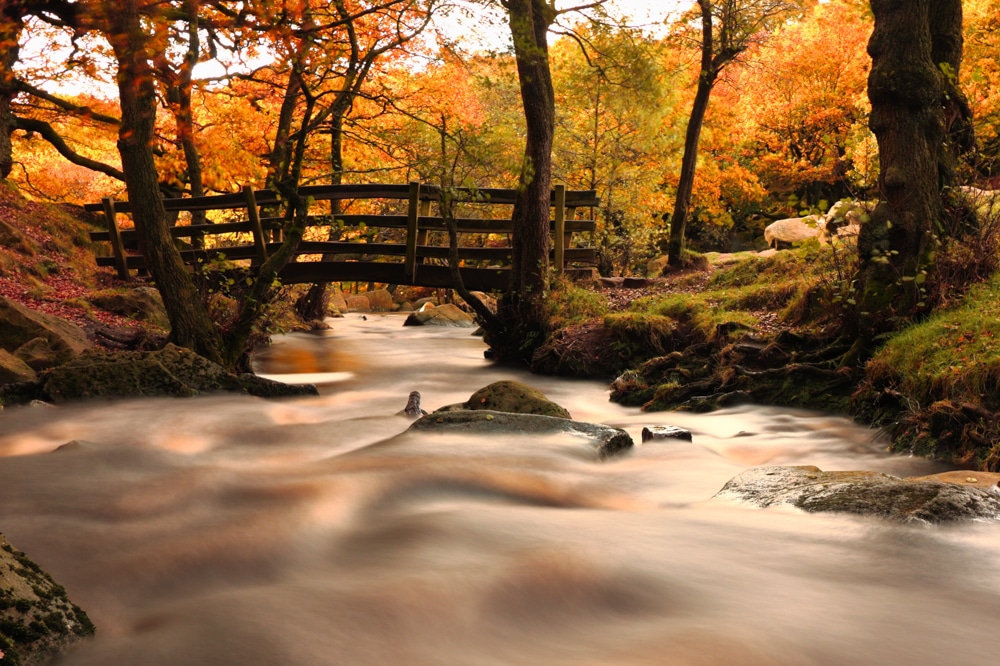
12 338 64 372
0 297 92 365
715 465 1000 523
0 532 95 665
40 344 318 403
408 409 632 459
460 380 571 419
0 350 36 384
89 287 169 329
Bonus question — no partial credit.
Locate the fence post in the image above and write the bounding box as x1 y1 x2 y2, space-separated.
242 185 269 264
416 198 431 265
101 197 130 280
405 181 421 283
553 184 566 274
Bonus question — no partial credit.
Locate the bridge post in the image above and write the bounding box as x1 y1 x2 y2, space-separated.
242 185 269 265
554 184 566 274
405 181 421 283
101 197 130 280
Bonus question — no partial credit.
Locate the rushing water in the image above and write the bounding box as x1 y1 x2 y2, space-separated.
2 315 999 665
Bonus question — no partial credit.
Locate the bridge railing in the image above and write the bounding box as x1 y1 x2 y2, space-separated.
85 182 600 291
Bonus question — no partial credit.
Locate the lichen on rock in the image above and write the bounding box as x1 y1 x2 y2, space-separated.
0 532 94 665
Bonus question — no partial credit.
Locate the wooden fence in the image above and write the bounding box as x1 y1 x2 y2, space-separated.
85 182 600 292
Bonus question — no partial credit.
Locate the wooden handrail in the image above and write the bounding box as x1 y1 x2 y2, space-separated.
86 181 600 289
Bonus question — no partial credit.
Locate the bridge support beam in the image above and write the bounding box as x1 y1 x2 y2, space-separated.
554 183 566 274
101 197 130 280
404 181 421 283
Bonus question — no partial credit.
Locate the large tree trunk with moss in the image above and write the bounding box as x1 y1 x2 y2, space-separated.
855 0 966 342
106 0 224 365
488 0 556 363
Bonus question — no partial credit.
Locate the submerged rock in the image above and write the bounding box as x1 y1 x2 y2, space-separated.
715 465 1000 524
408 409 633 459
0 531 95 665
403 303 475 327
641 425 693 442
397 390 428 419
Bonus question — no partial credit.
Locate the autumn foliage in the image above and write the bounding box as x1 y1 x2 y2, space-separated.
4 0 1000 276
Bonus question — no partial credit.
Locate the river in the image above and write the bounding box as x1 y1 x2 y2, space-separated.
1 314 999 665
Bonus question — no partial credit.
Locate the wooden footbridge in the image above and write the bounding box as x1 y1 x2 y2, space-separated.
85 182 599 292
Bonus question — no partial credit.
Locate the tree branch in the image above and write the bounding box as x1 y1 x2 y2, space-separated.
15 81 121 126
13 116 125 181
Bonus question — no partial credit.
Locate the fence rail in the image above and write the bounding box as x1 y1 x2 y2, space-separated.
85 182 600 291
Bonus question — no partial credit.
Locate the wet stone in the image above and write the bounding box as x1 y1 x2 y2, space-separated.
641 425 693 443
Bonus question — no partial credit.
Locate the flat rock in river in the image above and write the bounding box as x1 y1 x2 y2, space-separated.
408 409 633 460
714 465 1000 524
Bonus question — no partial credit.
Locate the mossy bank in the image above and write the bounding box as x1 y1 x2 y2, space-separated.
541 245 1000 472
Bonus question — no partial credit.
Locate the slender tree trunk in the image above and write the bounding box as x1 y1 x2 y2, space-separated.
667 0 716 268
492 0 556 361
176 0 204 214
106 0 224 364
667 77 714 266
855 0 964 340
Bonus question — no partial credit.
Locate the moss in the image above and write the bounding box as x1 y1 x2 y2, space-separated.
544 279 609 331
604 312 677 358
867 273 1000 410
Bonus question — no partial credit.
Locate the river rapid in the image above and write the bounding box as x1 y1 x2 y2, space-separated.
1 315 999 665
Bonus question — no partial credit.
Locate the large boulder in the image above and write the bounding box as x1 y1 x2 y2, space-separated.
714 465 1000 524
459 380 571 418
365 288 396 312
344 294 371 312
89 287 170 329
42 344 317 403
0 297 92 367
0 531 95 665
408 409 633 460
12 337 64 371
329 287 348 313
403 303 475 328
459 291 497 314
0 349 37 384
763 215 822 249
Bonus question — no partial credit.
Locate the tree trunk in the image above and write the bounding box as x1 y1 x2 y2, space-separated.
0 3 25 180
491 0 556 362
855 0 963 339
106 0 224 364
667 0 716 268
667 78 714 266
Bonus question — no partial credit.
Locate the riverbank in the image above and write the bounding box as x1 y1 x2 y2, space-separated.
540 247 1000 472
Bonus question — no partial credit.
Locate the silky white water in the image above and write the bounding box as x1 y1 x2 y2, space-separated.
1 315 998 665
